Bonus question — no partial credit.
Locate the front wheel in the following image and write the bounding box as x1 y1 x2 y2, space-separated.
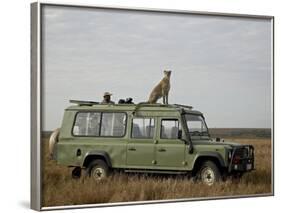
197 161 221 186
86 159 110 181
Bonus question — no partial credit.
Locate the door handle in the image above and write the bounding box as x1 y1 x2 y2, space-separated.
158 148 166 152
128 147 136 151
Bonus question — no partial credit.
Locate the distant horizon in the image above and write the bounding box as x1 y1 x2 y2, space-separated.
42 5 272 130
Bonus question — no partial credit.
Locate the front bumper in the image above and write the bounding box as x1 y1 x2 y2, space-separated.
228 145 255 173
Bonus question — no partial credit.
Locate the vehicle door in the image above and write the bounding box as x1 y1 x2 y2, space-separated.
155 118 186 169
126 117 156 168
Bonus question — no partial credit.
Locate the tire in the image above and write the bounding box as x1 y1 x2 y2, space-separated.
48 128 60 159
197 160 221 186
71 167 81 179
86 159 110 181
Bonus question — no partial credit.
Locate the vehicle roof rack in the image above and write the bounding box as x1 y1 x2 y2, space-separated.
132 102 193 114
173 104 193 109
69 99 193 110
133 102 193 109
69 100 99 106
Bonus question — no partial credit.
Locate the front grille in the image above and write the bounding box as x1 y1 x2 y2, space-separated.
229 145 254 172
234 147 249 158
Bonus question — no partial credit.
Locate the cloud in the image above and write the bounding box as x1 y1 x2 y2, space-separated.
41 5 272 130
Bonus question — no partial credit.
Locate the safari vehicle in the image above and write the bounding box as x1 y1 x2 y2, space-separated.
50 100 255 185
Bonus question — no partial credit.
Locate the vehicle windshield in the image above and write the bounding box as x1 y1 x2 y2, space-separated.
185 114 209 137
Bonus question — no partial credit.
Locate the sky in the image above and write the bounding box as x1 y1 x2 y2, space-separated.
41 5 272 131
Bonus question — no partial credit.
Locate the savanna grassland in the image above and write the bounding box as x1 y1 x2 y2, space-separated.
42 134 272 207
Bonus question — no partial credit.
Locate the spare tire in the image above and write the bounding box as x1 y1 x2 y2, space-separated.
49 128 60 159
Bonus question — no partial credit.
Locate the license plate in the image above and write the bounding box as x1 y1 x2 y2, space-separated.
246 164 252 170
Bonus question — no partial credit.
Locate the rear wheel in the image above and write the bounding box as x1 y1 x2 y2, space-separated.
86 159 110 181
197 161 221 186
72 167 82 179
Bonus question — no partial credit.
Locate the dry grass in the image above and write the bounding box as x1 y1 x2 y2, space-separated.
42 138 272 207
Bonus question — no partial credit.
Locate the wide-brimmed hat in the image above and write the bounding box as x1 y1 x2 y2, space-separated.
103 92 112 97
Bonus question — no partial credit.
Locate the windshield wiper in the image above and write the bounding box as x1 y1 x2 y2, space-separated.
190 131 201 136
201 131 209 136
190 131 209 136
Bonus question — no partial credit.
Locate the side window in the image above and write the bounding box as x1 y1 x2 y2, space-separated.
161 119 181 139
132 118 155 138
73 112 101 136
100 113 126 136
73 112 126 137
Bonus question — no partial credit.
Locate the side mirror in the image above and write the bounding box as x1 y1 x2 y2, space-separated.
215 137 224 142
178 130 182 139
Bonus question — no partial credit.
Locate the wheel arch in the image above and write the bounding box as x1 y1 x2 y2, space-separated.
191 152 226 175
82 151 112 168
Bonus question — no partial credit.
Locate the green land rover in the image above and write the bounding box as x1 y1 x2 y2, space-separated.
49 100 254 185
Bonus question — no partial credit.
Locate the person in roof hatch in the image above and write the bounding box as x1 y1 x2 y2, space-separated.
101 92 115 104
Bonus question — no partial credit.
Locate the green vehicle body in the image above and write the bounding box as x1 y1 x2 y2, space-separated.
53 101 254 177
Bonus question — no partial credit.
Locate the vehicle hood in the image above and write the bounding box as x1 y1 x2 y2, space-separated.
192 139 245 148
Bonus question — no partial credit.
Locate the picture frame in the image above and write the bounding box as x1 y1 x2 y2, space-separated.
31 1 274 211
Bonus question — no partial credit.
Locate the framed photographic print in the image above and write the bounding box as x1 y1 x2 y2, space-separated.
31 1 274 211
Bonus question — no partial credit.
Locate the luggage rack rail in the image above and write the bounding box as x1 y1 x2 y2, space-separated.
69 99 193 110
69 100 99 106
